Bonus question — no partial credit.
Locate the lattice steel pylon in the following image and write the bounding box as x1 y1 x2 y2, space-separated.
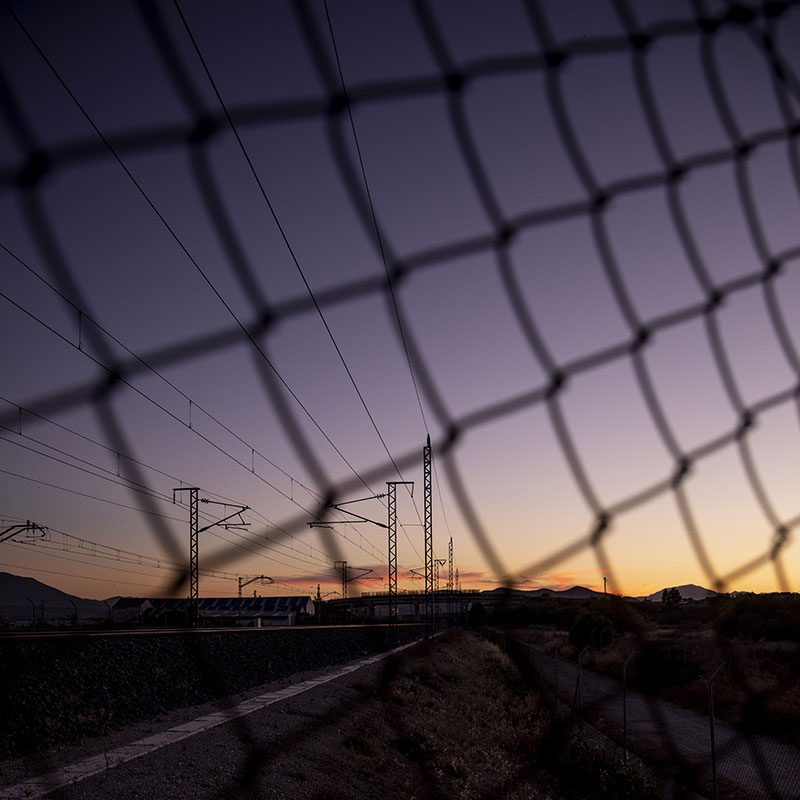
434 559 446 592
448 537 453 591
423 436 434 637
0 520 47 544
334 560 348 600
387 485 397 626
175 487 199 625
448 536 454 619
386 481 413 627
173 487 248 626
238 575 274 598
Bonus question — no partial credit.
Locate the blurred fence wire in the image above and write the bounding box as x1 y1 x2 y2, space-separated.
485 627 800 800
2 0 800 794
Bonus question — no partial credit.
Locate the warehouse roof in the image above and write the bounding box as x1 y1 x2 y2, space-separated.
147 596 314 617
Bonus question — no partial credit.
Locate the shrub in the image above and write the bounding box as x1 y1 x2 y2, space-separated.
588 596 646 636
715 593 800 641
634 642 699 689
569 610 613 649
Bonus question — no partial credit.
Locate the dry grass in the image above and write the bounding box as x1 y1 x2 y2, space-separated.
308 629 657 800
511 617 800 748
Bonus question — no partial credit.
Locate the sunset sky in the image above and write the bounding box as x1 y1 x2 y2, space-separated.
2 0 800 602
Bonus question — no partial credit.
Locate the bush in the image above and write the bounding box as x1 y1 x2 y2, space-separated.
493 596 582 629
715 593 800 641
588 596 646 636
569 611 613 649
634 642 699 689
467 601 488 627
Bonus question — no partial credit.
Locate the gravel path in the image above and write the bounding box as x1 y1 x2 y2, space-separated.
0 641 419 800
504 635 800 800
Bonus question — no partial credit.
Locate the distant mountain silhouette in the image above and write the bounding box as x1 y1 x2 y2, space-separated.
637 584 718 602
553 585 605 598
0 572 106 619
480 584 606 600
479 583 719 602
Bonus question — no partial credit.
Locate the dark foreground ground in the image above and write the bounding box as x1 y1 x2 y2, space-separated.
0 624 423 759
1 629 657 800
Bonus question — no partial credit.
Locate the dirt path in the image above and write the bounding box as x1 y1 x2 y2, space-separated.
0 640 424 800
1 630 659 800
494 632 800 800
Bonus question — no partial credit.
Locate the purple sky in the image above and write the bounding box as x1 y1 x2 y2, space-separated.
2 0 800 601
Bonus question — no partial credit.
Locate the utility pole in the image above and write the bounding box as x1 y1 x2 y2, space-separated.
433 558 446 623
238 575 274 598
335 560 348 600
331 561 373 602
423 436 434 638
177 487 199 623
0 520 47 543
173 488 249 626
434 559 446 592
386 481 414 628
388 486 397 625
308 490 404 625
448 537 454 619
448 537 454 590
604 576 607 594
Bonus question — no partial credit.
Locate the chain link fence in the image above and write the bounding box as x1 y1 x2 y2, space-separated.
2 0 800 796
483 626 800 799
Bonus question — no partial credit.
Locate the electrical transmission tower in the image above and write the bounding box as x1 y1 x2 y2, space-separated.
385 481 412 626
331 560 373 602
238 575 274 598
434 559 446 592
448 536 454 619
335 560 348 599
309 496 384 605
423 435 434 637
448 537 453 590
173 488 249 626
0 520 47 543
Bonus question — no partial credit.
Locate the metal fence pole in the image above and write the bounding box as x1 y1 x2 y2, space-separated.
709 661 727 800
572 645 589 725
554 646 560 713
622 651 635 762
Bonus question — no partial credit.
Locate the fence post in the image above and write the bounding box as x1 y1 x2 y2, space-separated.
554 646 560 713
709 661 727 800
622 651 635 762
572 645 589 725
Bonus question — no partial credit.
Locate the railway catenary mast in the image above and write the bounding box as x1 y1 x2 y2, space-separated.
423 435 434 638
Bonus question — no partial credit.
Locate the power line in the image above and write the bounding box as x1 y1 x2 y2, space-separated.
4 3 443 587
321 0 456 551
173 0 424 563
0 464 189 522
9 526 246 580
1 441 338 572
0 243 325 508
0 559 176 591
0 278 386 565
0 393 339 565
3 4 379 499
321 0 429 435
0 432 193 517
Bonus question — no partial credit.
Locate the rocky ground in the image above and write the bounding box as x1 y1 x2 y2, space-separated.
0 624 423 758
1 629 658 800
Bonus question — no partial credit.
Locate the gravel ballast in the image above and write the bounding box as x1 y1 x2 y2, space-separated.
0 625 424 758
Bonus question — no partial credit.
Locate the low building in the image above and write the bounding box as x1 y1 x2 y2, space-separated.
146 596 314 626
110 597 152 624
